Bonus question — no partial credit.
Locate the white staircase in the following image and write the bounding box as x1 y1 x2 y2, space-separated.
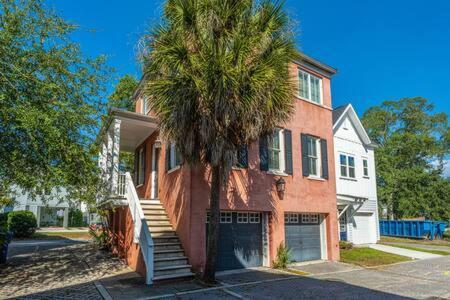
140 200 194 281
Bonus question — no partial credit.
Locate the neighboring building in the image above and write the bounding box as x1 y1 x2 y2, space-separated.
2 187 89 228
332 104 380 244
98 54 340 284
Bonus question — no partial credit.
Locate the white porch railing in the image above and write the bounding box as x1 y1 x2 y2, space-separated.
117 173 127 197
123 172 154 285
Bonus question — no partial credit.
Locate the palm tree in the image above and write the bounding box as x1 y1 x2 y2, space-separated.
141 0 298 282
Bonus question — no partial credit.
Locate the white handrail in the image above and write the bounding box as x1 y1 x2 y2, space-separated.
124 172 154 285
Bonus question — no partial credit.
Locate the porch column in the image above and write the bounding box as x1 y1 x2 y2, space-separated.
63 207 69 228
106 130 113 193
111 119 121 195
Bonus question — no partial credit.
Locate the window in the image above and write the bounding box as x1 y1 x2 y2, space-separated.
298 70 322 104
306 136 321 177
340 154 355 179
363 159 369 177
220 212 232 223
138 148 145 185
142 96 150 115
284 214 290 223
268 128 283 171
237 212 248 223
289 213 299 223
249 213 260 223
302 213 319 224
234 145 248 169
167 143 182 171
206 212 210 223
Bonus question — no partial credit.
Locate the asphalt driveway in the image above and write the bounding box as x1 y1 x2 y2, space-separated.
102 257 450 299
3 239 450 299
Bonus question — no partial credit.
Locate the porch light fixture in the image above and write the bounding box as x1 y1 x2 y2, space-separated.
275 177 286 194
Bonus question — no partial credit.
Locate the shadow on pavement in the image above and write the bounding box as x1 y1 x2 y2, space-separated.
101 268 413 300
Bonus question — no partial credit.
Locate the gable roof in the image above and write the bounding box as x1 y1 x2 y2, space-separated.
332 103 376 147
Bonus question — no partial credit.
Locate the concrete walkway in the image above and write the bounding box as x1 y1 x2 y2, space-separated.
368 243 442 259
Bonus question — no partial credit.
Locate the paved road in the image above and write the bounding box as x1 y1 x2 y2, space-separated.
0 239 128 299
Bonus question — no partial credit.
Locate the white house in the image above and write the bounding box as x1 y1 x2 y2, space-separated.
333 104 380 244
2 187 92 228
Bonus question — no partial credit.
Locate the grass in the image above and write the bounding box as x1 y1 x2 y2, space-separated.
30 231 92 240
340 247 411 267
384 244 450 256
380 236 450 247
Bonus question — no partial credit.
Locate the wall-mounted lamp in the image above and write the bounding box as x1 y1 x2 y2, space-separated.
275 177 286 196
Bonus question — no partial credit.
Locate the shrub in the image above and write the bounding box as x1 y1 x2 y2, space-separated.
0 212 8 231
339 241 353 250
69 208 85 227
444 230 450 240
89 224 110 250
7 211 37 238
273 243 291 269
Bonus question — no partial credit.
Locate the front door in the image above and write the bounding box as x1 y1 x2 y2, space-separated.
151 144 161 199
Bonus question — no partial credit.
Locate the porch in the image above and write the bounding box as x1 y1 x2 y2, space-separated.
97 109 158 201
337 194 368 242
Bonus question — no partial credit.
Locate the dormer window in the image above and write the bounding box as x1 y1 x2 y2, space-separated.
299 69 322 104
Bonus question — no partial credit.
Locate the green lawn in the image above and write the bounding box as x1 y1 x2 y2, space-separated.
383 244 450 256
340 247 411 267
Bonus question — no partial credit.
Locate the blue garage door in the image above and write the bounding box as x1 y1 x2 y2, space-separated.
207 212 263 271
285 213 322 262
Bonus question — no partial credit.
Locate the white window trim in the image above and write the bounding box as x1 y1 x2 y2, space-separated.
307 136 322 179
268 128 285 173
362 158 369 178
339 153 356 179
167 143 181 172
237 212 249 223
220 212 232 223
142 96 150 115
249 212 260 223
298 69 323 105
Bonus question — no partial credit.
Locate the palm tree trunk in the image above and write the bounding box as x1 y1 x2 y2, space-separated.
203 164 221 283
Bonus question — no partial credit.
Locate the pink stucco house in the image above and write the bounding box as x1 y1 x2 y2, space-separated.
98 53 339 284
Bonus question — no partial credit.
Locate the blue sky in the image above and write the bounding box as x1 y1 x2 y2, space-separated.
47 0 450 118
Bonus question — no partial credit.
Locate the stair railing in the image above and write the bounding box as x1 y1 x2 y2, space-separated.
124 172 154 285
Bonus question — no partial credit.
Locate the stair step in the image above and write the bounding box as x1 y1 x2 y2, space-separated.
140 199 161 204
154 257 188 268
154 249 185 259
153 236 180 243
144 214 170 220
151 231 177 238
140 201 164 209
147 220 171 226
154 242 182 251
153 272 194 282
154 265 192 277
149 225 173 232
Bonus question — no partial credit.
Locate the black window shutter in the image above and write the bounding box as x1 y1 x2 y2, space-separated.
237 145 248 168
284 129 293 174
259 135 269 171
301 134 309 177
165 144 170 171
320 139 329 179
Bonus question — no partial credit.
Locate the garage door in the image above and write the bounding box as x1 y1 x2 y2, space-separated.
285 213 322 262
207 212 263 271
352 213 376 244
